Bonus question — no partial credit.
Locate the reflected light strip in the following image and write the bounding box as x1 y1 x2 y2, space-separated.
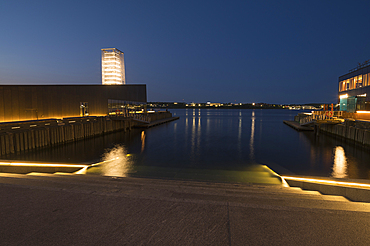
249 112 255 160
75 157 125 174
74 166 88 174
357 111 370 114
90 157 120 167
141 131 146 153
281 176 370 189
332 146 347 178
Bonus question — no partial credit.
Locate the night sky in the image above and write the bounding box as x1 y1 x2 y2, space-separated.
1 1 370 104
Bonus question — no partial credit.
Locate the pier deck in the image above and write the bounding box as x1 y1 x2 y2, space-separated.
134 116 179 128
283 120 313 131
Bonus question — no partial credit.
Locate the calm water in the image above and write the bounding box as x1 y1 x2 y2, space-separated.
6 109 370 180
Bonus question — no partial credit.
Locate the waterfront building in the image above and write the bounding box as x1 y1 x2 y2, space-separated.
338 61 370 114
101 48 125 85
0 85 146 122
0 48 147 123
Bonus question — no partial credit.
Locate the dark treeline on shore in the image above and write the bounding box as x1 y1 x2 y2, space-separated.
148 102 284 109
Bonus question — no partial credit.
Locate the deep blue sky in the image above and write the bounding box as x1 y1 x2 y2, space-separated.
1 1 370 104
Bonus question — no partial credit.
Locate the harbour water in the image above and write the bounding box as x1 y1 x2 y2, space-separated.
5 109 370 180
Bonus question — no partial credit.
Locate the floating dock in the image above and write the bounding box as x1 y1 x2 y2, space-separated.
134 117 180 128
283 120 313 131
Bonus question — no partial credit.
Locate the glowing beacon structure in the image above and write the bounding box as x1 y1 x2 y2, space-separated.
101 48 125 85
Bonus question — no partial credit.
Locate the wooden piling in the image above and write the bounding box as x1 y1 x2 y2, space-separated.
8 133 15 154
19 131 24 151
0 134 6 155
363 130 370 146
348 126 356 142
23 131 29 150
355 128 365 144
14 132 20 152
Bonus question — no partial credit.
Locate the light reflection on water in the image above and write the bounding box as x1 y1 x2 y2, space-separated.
237 112 242 159
141 131 146 153
249 110 255 161
101 145 131 177
332 146 348 178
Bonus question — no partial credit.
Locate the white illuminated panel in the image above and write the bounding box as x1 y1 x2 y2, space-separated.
101 48 126 85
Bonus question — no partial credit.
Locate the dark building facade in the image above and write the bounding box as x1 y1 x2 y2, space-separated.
338 64 370 113
0 85 147 122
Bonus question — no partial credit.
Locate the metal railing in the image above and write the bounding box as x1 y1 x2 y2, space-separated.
109 112 151 123
297 111 345 125
132 114 151 123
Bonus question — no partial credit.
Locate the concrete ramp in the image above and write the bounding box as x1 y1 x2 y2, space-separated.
86 164 283 185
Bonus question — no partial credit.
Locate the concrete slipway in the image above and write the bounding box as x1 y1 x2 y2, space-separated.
1 164 370 245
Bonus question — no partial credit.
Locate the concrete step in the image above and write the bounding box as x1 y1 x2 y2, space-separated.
0 172 342 199
2 171 302 197
283 175 370 203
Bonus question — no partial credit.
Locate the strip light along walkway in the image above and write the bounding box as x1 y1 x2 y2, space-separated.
0 161 88 168
74 157 121 174
0 155 127 176
282 176 370 189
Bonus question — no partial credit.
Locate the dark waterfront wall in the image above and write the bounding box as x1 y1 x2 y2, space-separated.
0 117 134 156
318 121 370 147
0 85 147 122
0 110 174 156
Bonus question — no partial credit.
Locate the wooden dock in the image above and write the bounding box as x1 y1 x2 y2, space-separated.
283 120 313 131
134 117 180 128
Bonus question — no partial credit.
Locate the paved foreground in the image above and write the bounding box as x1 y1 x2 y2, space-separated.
0 173 370 245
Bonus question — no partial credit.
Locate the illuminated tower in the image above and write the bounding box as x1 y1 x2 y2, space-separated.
101 48 125 85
